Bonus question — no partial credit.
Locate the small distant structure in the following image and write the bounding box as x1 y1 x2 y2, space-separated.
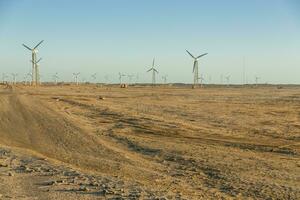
255 76 260 87
22 40 44 86
2 73 8 84
198 75 205 88
91 73 97 83
225 75 231 87
119 73 126 85
73 73 80 85
11 73 18 85
147 58 159 86
186 50 207 87
162 75 168 84
120 83 128 88
26 73 33 85
53 73 59 85
127 74 134 85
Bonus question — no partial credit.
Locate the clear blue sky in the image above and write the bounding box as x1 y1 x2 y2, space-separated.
0 0 299 84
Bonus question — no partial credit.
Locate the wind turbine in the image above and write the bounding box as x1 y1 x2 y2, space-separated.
225 75 231 87
162 75 168 84
135 73 139 84
30 58 42 84
22 40 44 86
127 74 134 84
26 73 33 85
198 75 205 88
255 76 260 86
2 73 8 84
53 73 59 85
119 73 125 84
147 58 158 85
73 73 80 85
11 73 18 85
91 73 97 83
186 50 207 86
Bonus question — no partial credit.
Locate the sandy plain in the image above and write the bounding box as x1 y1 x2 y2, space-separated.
0 84 299 199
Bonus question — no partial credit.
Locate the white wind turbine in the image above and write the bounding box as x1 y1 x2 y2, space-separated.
11 73 18 85
53 73 59 85
119 73 126 84
225 75 231 87
91 73 97 83
127 74 134 84
162 75 168 84
27 72 33 85
73 73 80 85
22 40 44 86
198 75 205 88
255 76 260 86
2 73 8 84
186 50 207 86
147 58 158 85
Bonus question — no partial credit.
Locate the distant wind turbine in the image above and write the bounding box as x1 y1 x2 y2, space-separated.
162 75 168 84
225 75 231 87
186 50 207 86
119 73 126 84
73 73 80 85
198 75 205 88
22 40 44 86
147 58 159 85
53 73 59 85
91 73 97 83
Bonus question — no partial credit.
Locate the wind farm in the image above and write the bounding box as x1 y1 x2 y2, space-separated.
0 1 300 200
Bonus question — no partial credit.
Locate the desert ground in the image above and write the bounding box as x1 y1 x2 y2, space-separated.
0 84 299 199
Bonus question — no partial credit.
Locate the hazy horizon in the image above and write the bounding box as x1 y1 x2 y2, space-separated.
0 0 299 84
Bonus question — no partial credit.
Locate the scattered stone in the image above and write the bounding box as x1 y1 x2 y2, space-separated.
0 163 8 167
44 180 56 186
78 186 89 192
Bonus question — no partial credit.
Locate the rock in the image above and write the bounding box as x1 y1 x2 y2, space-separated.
78 186 89 192
98 96 105 100
8 172 13 176
0 163 8 167
44 180 56 186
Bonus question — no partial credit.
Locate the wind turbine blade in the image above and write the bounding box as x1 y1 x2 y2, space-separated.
152 58 155 67
154 69 158 73
36 58 42 63
34 40 44 49
196 53 208 59
147 68 152 72
22 44 32 51
193 61 197 72
186 50 195 59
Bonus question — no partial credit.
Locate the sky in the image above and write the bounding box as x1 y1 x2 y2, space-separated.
0 0 299 84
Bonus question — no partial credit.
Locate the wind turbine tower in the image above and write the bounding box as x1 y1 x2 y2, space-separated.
119 73 126 84
2 73 8 84
22 40 44 86
255 76 260 87
186 50 207 87
225 75 231 87
162 75 168 84
127 74 134 84
91 73 97 83
147 58 159 85
53 73 59 85
73 73 80 85
11 73 18 85
198 75 205 88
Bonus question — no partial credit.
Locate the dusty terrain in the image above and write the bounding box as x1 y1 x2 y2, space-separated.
0 84 299 199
